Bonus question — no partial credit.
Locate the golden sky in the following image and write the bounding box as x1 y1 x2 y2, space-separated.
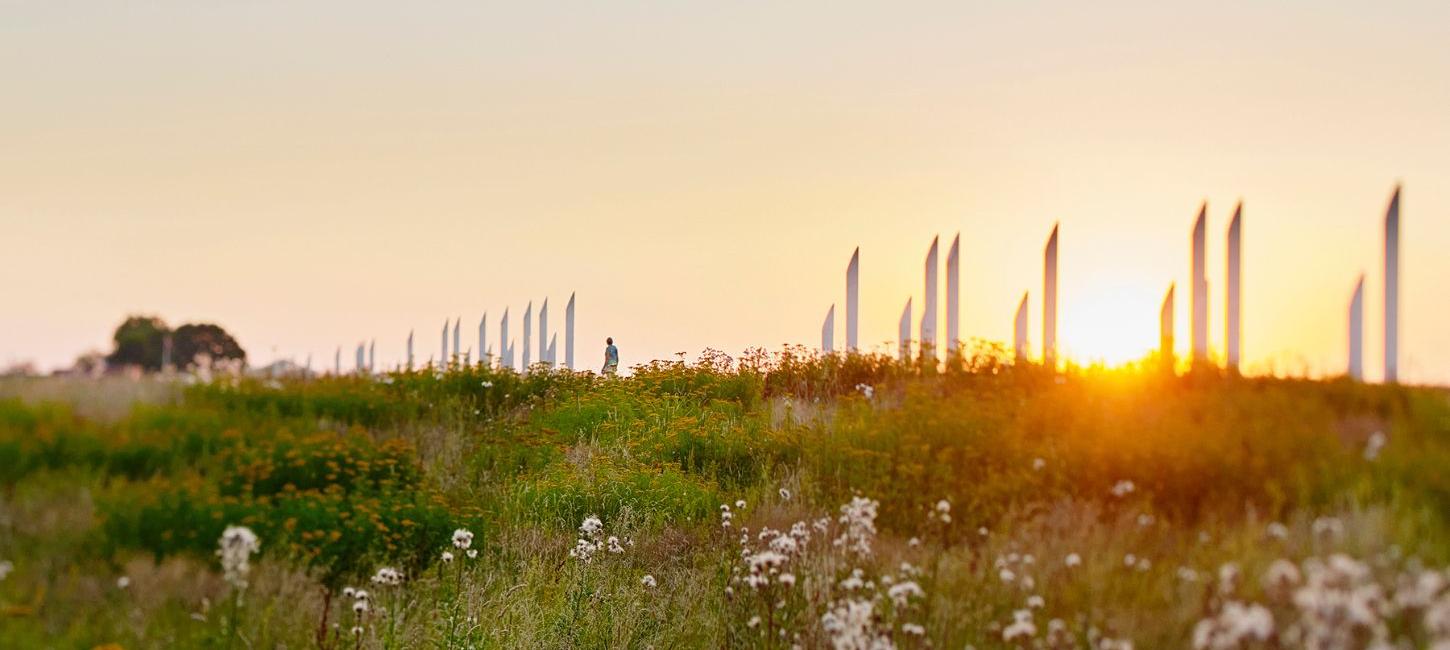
2 2 1447 382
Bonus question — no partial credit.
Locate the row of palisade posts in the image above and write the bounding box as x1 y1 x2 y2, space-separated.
822 185 1404 382
334 292 577 376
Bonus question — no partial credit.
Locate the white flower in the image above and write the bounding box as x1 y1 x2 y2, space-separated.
1033 457 1046 471
441 550 454 563
1065 553 1082 568
779 573 796 587
1266 522 1289 540
451 528 474 550
216 525 261 590
350 625 364 636
641 574 657 588
978 526 989 537
999 568 1016 583
116 576 131 589
1311 517 1343 540
736 499 747 510
1262 559 1302 598
0 560 12 581
1027 594 1045 609
902 622 926 636
579 515 604 538
1364 431 1387 460
352 599 369 614
1178 566 1200 582
1110 480 1136 498
1137 513 1155 527
887 580 925 607
466 549 478 559
343 586 356 598
908 537 921 548
747 615 761 629
935 499 951 514
1003 609 1037 641
833 497 880 558
1124 554 1137 568
370 567 404 586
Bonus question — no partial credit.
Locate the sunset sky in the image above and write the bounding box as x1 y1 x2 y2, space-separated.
2 2 1447 383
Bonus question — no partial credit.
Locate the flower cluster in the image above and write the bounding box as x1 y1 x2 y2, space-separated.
568 515 630 563
370 566 404 586
216 525 261 590
341 586 370 638
1110 480 1136 498
833 496 879 558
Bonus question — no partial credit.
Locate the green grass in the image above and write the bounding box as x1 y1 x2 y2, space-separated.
0 351 1446 648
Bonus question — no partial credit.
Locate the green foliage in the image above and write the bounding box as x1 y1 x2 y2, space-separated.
106 315 170 371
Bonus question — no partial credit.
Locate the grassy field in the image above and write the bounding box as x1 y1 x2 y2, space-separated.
1 348 1447 649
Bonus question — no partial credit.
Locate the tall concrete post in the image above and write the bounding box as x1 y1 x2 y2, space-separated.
565 293 576 370
501 309 512 370
547 335 557 369
898 298 912 362
921 236 938 361
1160 284 1175 372
355 343 365 374
846 248 860 352
478 314 487 368
368 340 375 372
1014 292 1029 363
335 347 341 375
440 322 449 368
406 330 414 371
946 234 960 357
1349 275 1365 381
1044 225 1059 368
1226 204 1242 372
1384 186 1400 383
452 318 461 364
822 305 835 353
522 302 532 370
539 299 549 365
1191 205 1208 364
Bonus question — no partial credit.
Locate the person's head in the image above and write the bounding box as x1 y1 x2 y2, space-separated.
606 337 613 345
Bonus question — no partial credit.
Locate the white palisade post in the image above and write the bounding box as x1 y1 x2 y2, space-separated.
540 299 549 365
406 330 414 371
501 309 511 370
822 305 835 353
1043 225 1058 368
946 233 960 358
547 335 557 369
1384 186 1400 383
1160 284 1175 372
441 321 449 369
1014 292 1029 363
1191 204 1208 364
1226 204 1243 372
565 293 576 370
356 343 365 374
478 313 487 368
1349 275 1365 381
452 318 461 364
522 302 532 370
335 347 341 375
898 298 912 362
921 236 938 362
368 340 375 372
846 248 860 352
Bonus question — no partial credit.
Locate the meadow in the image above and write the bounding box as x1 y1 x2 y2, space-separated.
1 347 1447 649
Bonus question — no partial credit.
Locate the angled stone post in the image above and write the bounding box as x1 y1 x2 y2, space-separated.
1226 204 1243 372
478 314 487 368
565 293 576 370
452 318 461 364
846 248 860 352
1014 292 1029 363
1191 204 1208 364
523 302 533 370
921 236 938 362
946 234 960 358
1160 284 1175 372
1384 186 1400 383
1043 225 1059 368
335 347 341 375
898 298 912 362
501 308 511 370
540 299 549 365
441 321 449 369
822 305 835 353
406 330 414 370
355 343 365 374
547 335 557 369
1349 275 1365 381
368 340 375 373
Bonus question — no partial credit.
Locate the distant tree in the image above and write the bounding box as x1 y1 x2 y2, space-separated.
72 350 108 377
171 323 246 370
106 315 170 371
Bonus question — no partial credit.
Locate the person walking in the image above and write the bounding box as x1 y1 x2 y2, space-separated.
601 337 619 376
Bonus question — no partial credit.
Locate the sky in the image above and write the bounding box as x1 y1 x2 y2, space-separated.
2 1 1447 383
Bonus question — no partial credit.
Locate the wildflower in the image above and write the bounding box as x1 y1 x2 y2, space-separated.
1003 609 1037 642
579 515 604 537
1137 513 1155 527
821 598 888 649
480 380 493 388
641 574 657 589
466 549 478 559
736 500 747 510
1178 567 1200 582
999 568 1016 583
1065 553 1082 568
352 599 369 614
855 383 875 399
1311 516 1343 540
1191 601 1273 649
908 536 920 548
1262 559 1302 599
451 528 474 550
1218 563 1241 596
370 567 404 586
343 586 356 598
1364 431 1387 460
979 526 989 537
779 488 792 501
833 497 880 558
747 615 762 629
887 580 924 607
1110 480 1136 498
1033 457 1046 471
216 525 261 590
1027 594 1045 609
0 560 12 581
1124 554 1137 568
351 625 364 636
117 576 131 590
441 550 454 563
1266 522 1289 540
902 622 926 636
